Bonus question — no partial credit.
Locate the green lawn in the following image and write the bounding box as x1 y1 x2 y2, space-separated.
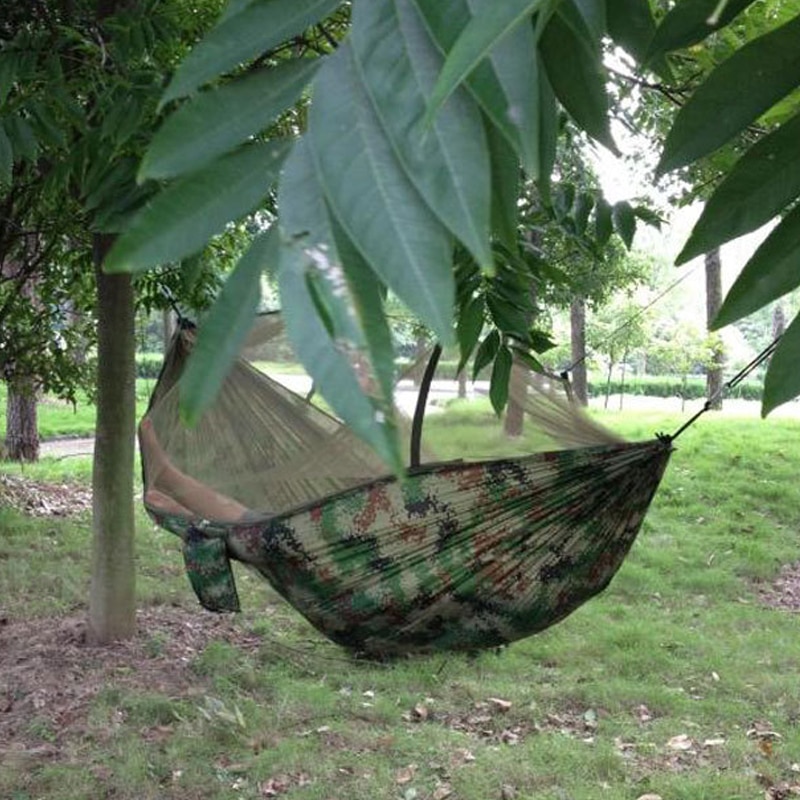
1 403 799 799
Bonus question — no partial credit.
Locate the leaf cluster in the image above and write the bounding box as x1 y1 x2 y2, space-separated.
108 0 660 465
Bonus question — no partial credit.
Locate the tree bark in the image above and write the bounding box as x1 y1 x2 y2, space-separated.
88 233 137 644
772 302 786 339
457 368 467 399
5 379 39 461
504 359 527 437
162 307 176 353
570 297 589 406
705 247 724 410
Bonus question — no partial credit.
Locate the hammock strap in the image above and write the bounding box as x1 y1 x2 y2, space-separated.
668 335 782 442
410 344 442 468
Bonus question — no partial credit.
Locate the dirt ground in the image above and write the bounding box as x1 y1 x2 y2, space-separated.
1 471 798 767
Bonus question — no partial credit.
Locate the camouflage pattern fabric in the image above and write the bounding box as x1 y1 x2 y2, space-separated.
182 526 240 613
148 438 672 656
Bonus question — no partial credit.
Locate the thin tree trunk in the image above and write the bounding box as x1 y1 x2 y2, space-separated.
163 308 176 353
457 368 467 399
618 347 629 411
570 297 589 407
504 359 526 437
5 379 39 461
88 233 137 644
705 247 724 410
772 302 786 339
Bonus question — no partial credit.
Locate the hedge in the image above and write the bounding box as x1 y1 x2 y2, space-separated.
589 375 763 402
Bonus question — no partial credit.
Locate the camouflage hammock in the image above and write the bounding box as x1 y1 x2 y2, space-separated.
141 324 673 656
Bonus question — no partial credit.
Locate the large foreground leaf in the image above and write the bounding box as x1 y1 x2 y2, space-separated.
763 311 800 416
351 0 492 270
180 230 274 426
106 140 290 273
424 0 547 121
161 0 340 105
713 204 800 329
647 0 758 60
606 0 656 63
539 6 616 152
416 0 546 179
142 59 319 180
658 13 800 175
278 140 402 469
307 44 454 342
677 111 800 264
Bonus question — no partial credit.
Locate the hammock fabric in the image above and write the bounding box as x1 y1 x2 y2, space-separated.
141 325 673 656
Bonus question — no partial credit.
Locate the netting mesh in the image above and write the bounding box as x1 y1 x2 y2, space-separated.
143 325 390 516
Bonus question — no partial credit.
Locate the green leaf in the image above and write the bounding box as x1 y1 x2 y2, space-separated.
473 328 500 378
143 59 318 180
162 0 340 106
713 204 800 329
536 54 558 200
677 111 800 264
485 116 520 252
424 0 548 124
762 310 800 416
330 216 400 421
487 294 530 340
5 115 37 162
0 52 17 106
594 196 613 246
457 295 486 372
657 13 800 175
561 0 605 50
352 0 492 270
0 125 12 185
106 140 290 273
573 191 593 237
307 45 455 343
647 0 758 61
606 0 656 62
84 157 138 212
612 201 636 249
539 8 617 153
489 343 512 414
417 0 545 179
179 229 271 426
279 140 403 469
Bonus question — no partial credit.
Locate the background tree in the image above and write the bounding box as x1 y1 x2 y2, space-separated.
0 0 229 640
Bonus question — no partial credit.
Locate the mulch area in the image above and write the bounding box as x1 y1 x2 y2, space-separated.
0 470 798 767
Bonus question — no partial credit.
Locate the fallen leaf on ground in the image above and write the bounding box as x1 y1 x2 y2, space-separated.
395 765 417 785
488 697 512 712
667 734 694 751
432 783 453 800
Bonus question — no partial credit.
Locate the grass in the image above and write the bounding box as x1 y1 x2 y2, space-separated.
1 402 800 799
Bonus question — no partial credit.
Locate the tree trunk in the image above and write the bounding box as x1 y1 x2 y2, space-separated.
705 247 724 410
163 308 176 353
5 379 39 461
457 368 467 399
772 302 786 339
88 234 137 644
570 297 589 406
504 359 527 437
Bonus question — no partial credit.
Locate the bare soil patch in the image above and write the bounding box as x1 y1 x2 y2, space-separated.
0 471 92 517
757 561 800 613
0 607 259 763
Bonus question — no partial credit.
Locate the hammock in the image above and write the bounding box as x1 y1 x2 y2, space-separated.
141 322 673 656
